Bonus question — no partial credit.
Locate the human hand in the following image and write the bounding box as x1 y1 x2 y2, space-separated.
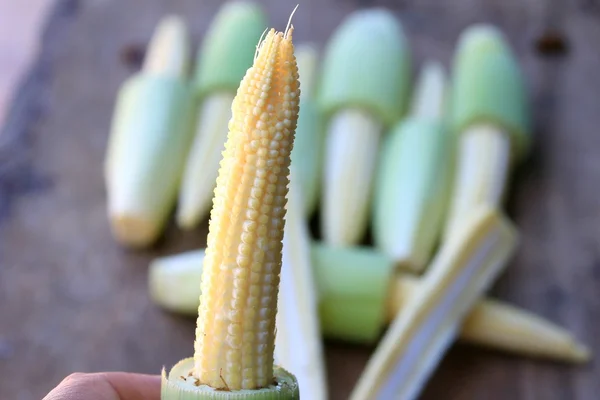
43 372 160 400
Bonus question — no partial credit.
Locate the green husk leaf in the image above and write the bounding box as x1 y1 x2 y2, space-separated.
161 358 298 399
193 1 267 98
106 75 195 247
372 118 451 272
311 243 395 343
318 8 411 127
451 24 531 161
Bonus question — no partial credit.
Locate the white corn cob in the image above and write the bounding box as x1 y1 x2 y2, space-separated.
319 9 411 246
177 92 235 227
323 109 383 245
148 247 591 364
177 2 267 229
350 206 518 400
444 25 530 237
410 61 447 120
372 61 450 272
275 171 326 400
105 15 194 248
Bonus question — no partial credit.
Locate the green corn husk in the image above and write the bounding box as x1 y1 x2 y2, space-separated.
451 24 530 161
311 243 395 343
193 1 267 98
373 118 450 273
162 358 298 399
107 76 195 247
318 8 411 127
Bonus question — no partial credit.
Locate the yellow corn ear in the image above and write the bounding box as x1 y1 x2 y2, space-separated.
192 27 300 391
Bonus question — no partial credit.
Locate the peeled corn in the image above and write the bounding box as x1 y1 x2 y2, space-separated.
444 25 530 237
319 8 411 246
373 61 451 272
149 245 590 364
105 15 195 248
161 22 300 399
177 1 267 229
350 206 517 400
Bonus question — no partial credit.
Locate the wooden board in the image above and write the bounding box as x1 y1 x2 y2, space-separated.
1 0 599 399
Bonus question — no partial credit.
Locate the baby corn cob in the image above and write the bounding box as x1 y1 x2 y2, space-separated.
351 206 517 400
161 21 300 399
390 275 590 363
149 245 591 364
319 8 411 246
444 25 530 237
373 61 451 272
177 1 267 229
289 44 324 216
105 16 194 248
275 171 327 400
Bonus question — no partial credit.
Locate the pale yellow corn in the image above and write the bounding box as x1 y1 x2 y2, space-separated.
193 27 300 391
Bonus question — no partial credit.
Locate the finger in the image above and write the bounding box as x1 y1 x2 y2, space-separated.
43 372 160 400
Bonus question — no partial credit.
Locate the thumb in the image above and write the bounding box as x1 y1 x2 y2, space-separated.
43 371 160 400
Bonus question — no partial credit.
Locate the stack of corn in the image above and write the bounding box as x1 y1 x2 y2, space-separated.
104 3 591 400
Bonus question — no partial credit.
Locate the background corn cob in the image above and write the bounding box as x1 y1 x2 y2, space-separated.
289 44 324 216
148 249 205 314
148 245 590 364
275 171 327 400
105 15 195 248
177 1 267 229
444 24 530 238
162 24 300 399
351 206 518 400
373 61 451 272
391 275 590 363
318 8 411 246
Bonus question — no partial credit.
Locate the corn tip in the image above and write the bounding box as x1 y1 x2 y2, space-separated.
143 14 190 78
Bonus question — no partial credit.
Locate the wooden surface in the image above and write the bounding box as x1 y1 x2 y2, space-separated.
1 0 599 399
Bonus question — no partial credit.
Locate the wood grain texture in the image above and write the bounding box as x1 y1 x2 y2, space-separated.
1 0 599 399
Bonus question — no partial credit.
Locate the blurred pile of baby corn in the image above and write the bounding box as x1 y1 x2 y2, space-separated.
104 2 591 399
